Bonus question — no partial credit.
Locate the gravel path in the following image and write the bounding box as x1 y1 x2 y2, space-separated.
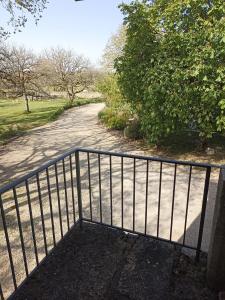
0 103 130 184
0 103 219 299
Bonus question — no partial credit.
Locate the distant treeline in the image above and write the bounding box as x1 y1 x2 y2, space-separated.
0 45 100 112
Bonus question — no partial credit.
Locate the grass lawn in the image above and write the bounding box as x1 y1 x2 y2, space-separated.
0 98 100 144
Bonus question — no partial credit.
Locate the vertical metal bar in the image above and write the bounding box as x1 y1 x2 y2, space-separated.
0 194 17 290
145 160 149 235
121 157 124 229
183 166 192 245
46 168 56 247
98 154 102 223
109 155 113 226
69 155 76 224
170 164 177 241
157 162 162 238
36 173 48 255
133 158 136 232
196 167 211 262
25 180 39 266
62 159 70 230
87 152 92 221
54 163 63 238
75 151 83 229
13 187 29 277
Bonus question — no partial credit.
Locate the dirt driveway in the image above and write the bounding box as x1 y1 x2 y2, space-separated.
0 103 220 299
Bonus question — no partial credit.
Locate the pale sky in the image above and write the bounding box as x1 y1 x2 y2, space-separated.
1 0 132 66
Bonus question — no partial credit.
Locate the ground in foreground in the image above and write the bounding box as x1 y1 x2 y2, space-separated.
12 223 216 300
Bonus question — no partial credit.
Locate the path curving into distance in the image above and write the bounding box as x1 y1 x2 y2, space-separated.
0 103 131 183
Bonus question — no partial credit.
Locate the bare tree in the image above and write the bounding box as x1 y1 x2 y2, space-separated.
46 47 93 102
0 44 40 112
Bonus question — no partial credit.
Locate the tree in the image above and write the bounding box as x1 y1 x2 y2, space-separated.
0 0 48 39
0 45 40 112
101 25 126 72
116 0 225 145
0 0 83 39
46 48 93 102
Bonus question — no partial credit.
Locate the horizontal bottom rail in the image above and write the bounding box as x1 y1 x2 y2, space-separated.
81 218 199 252
4 218 202 300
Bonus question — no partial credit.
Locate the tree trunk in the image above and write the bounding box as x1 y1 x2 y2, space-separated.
67 90 74 103
24 94 30 113
198 136 208 150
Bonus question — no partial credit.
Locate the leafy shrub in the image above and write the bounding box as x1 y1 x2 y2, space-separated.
116 1 225 144
97 74 133 131
96 74 124 108
99 107 129 130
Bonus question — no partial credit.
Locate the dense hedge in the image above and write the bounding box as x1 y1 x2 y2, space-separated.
116 0 225 144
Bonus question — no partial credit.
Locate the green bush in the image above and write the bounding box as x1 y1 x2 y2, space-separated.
116 1 225 144
99 107 128 130
98 109 105 120
97 74 134 131
96 74 124 107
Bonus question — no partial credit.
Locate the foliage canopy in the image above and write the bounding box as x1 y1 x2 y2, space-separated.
116 0 225 144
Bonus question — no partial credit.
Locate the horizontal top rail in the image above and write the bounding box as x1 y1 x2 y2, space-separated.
0 146 222 195
77 148 222 168
0 147 78 195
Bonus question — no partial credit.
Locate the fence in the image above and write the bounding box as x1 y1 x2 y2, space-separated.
0 148 221 299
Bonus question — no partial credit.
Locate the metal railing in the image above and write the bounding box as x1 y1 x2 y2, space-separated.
0 147 221 299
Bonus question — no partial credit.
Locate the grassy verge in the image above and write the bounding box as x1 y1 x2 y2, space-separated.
0 98 102 145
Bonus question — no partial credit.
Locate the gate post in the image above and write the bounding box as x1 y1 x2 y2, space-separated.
75 150 83 229
207 167 225 290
